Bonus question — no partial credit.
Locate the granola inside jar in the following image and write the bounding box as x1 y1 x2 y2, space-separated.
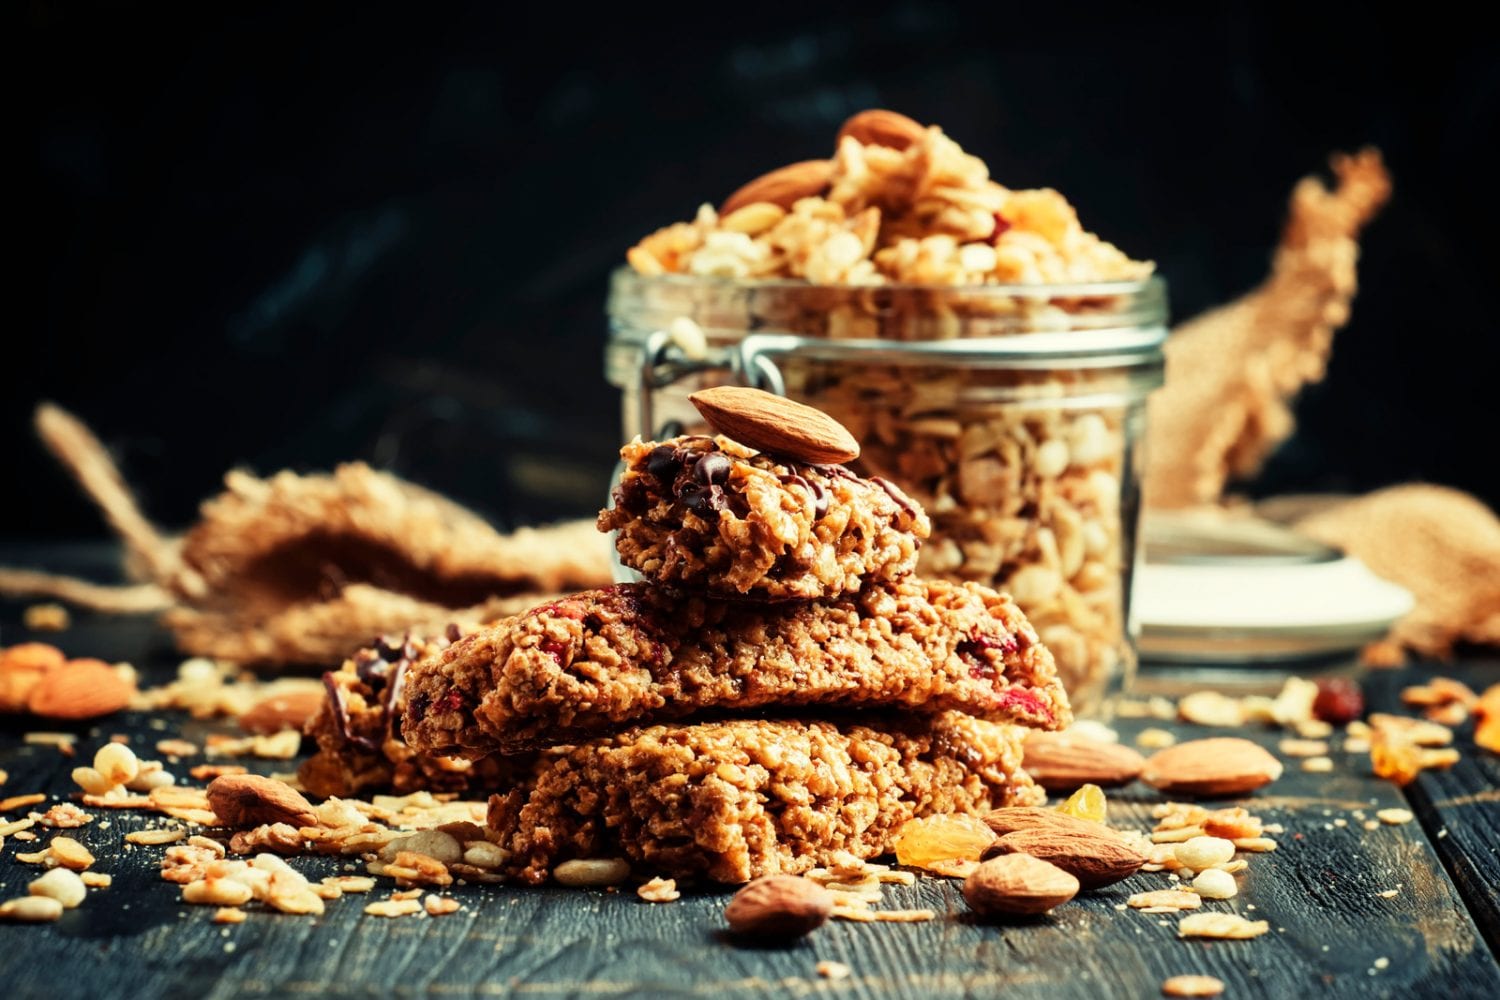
606 274 1166 716
606 111 1166 715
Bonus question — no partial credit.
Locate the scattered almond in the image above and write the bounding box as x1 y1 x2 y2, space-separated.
724 876 834 938
238 690 325 735
689 386 860 466
991 828 1146 889
206 774 318 829
1021 732 1145 791
1143 738 1284 798
962 854 1079 916
982 807 1114 839
26 659 135 720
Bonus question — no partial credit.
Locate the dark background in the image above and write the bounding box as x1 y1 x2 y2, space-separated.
15 2 1499 541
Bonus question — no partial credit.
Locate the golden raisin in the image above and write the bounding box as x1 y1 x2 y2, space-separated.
894 814 997 870
1370 730 1422 785
1056 783 1108 823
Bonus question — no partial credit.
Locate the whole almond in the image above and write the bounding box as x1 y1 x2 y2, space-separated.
837 109 925 151
983 807 1121 840
207 774 319 829
690 386 860 465
1142 737 1284 798
1022 732 1145 791
26 659 135 720
239 689 326 735
720 160 833 215
963 854 1078 917
724 875 834 938
992 829 1146 889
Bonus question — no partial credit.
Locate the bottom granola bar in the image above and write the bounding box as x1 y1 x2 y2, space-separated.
488 712 1042 884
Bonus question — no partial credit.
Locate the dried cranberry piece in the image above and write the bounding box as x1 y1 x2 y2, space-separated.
435 690 466 714
1313 676 1364 724
991 213 1012 243
997 688 1050 724
539 638 571 665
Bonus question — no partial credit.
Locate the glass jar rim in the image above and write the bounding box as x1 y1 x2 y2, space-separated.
610 267 1165 299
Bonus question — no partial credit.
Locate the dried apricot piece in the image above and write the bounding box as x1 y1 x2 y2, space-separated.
1370 730 1422 785
1476 684 1500 755
1056 783 1107 823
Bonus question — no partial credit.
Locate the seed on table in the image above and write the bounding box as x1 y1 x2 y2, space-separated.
553 858 631 888
1191 869 1237 900
93 742 140 786
0 896 64 922
29 868 87 908
1174 837 1235 870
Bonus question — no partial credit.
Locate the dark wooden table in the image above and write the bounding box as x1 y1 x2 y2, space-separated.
1 550 1497 999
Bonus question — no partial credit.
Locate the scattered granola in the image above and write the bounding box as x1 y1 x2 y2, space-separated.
22 603 70 631
817 960 852 980
1376 808 1414 826
1178 912 1270 939
424 894 460 916
637 877 680 903
0 896 64 922
1161 974 1226 997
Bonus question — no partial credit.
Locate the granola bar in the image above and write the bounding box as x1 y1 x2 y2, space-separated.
401 579 1069 757
489 712 1044 884
298 631 534 799
599 435 930 601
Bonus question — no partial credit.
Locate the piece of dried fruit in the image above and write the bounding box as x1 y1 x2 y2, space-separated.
1055 783 1109 823
1476 684 1500 753
1022 732 1144 791
1313 676 1365 724
836 109 925 151
205 774 318 829
238 690 325 735
720 160 834 215
1370 730 1423 785
689 386 860 466
991 828 1146 889
26 659 135 720
724 876 834 938
1142 738 1284 798
894 814 997 870
962 854 1079 916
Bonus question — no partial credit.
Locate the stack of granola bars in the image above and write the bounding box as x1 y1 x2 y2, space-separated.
304 394 1070 883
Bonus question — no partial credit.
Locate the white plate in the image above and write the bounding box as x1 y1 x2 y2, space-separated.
1134 513 1414 663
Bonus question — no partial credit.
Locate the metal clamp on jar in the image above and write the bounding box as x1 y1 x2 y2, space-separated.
606 269 1168 717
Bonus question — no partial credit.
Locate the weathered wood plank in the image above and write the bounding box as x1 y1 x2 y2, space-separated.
3 606 1499 999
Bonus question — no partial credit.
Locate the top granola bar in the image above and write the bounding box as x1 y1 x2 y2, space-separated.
599 434 930 601
627 110 1152 286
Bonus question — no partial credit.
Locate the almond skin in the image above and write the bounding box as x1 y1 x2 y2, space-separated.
25 659 135 720
720 160 833 215
239 689 327 735
1142 737 1285 798
982 806 1121 840
1022 731 1145 791
991 828 1147 889
724 875 834 938
963 854 1078 916
837 109 925 150
206 774 319 829
690 386 860 465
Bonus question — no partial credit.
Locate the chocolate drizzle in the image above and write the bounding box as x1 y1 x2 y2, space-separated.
871 476 921 521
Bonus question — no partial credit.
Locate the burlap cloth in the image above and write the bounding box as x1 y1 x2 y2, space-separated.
1146 149 1498 658
0 405 613 665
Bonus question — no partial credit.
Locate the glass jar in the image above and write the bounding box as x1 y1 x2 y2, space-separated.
605 269 1168 717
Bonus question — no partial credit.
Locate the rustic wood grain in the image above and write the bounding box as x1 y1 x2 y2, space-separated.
2 596 1498 998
